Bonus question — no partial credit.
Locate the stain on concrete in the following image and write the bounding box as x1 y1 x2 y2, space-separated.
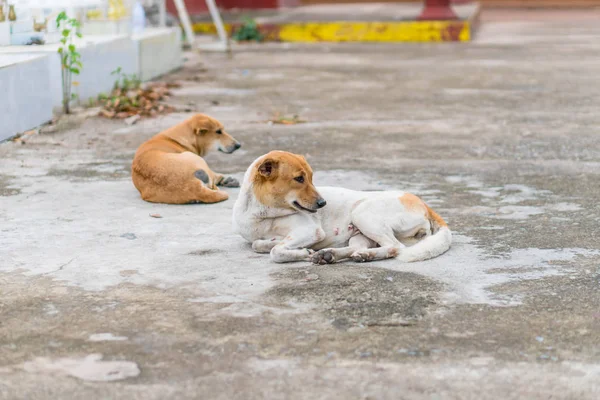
187 249 224 256
88 333 129 342
46 165 129 181
22 354 139 381
268 266 441 330
0 175 20 196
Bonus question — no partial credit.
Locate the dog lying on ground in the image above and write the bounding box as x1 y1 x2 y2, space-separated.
233 151 451 264
132 114 241 204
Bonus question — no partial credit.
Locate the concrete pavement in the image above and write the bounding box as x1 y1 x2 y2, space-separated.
1 9 600 399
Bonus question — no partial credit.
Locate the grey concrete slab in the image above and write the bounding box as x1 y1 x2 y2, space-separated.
1 9 600 399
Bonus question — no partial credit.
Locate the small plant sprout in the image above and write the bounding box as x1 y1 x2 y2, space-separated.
232 17 263 42
111 67 141 91
56 11 82 114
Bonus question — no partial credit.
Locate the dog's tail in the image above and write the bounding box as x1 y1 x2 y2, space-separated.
396 205 452 263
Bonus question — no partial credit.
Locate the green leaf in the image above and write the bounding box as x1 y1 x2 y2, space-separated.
72 51 81 57
62 29 70 37
111 67 122 76
57 48 63 54
68 44 76 53
76 32 82 38
56 11 67 28
70 68 80 74
71 93 78 100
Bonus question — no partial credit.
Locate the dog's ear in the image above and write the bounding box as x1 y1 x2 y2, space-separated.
257 159 278 178
191 116 211 135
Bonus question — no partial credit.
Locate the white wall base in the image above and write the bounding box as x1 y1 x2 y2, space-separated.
2 35 138 111
0 54 53 142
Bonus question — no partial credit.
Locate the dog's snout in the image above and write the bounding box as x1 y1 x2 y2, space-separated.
316 198 327 209
234 142 242 150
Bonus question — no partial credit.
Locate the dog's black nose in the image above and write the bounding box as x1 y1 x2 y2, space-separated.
234 142 242 149
316 198 327 208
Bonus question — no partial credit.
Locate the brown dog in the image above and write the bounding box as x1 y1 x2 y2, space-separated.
132 114 241 204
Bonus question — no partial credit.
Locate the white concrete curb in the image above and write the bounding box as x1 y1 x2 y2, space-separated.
0 54 53 142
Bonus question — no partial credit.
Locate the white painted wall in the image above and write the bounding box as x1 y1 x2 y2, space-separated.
2 35 138 110
0 28 181 140
0 54 53 142
134 27 181 81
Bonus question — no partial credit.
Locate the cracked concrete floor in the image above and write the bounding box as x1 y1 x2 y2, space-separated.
1 10 600 399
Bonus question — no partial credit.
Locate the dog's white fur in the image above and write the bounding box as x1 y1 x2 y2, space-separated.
233 152 452 264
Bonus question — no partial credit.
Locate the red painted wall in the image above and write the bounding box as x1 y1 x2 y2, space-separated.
167 0 600 12
166 0 280 15
167 0 206 14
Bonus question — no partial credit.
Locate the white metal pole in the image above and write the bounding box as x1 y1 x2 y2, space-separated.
205 0 228 50
173 0 195 46
158 0 167 27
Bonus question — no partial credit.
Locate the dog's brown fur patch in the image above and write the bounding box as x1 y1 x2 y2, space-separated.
131 114 239 204
399 193 427 214
400 193 448 231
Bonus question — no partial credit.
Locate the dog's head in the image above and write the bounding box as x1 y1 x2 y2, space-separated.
188 114 241 155
251 151 326 213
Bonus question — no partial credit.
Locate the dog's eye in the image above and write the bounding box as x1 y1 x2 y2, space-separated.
216 129 223 135
294 176 304 183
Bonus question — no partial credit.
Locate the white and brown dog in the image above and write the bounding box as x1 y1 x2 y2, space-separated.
233 151 452 264
132 114 241 204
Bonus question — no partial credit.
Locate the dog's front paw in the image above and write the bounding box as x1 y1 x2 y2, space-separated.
311 249 336 265
220 176 240 188
351 250 373 263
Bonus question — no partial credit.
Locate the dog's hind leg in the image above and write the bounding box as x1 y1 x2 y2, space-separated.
189 168 229 203
350 236 403 262
194 186 229 203
347 202 406 263
310 234 376 265
194 169 211 185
